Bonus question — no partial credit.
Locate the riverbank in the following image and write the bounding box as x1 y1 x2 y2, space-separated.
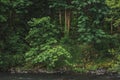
7 67 119 76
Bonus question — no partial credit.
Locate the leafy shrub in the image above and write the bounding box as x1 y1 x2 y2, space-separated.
26 43 71 69
25 17 71 69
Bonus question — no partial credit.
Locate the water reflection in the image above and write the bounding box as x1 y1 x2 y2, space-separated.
0 73 119 80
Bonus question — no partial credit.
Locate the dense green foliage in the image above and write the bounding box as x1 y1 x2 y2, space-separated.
25 17 71 69
0 0 120 72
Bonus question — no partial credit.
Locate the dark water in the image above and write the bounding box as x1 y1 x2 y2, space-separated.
0 73 119 80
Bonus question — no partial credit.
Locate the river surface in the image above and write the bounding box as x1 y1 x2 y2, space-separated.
0 72 119 80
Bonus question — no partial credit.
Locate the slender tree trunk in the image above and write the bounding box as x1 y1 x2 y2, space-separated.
67 10 71 34
9 0 14 30
9 11 12 28
9 0 16 33
64 0 71 37
64 9 71 37
111 21 113 34
59 9 62 25
65 9 67 35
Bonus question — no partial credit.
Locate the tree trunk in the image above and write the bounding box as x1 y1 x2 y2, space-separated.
59 9 62 25
111 21 113 34
64 9 71 37
65 9 67 35
67 10 71 34
64 0 71 37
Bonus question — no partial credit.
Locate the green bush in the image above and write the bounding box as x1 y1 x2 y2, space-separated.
25 17 71 69
26 44 71 69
